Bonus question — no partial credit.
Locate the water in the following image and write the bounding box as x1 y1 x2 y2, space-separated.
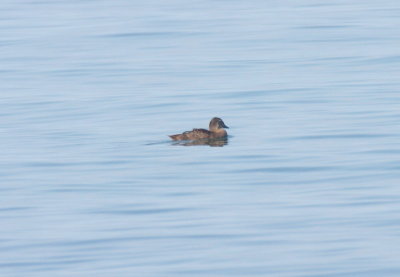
2 0 400 276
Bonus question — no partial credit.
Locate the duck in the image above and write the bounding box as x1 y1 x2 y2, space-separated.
169 117 229 141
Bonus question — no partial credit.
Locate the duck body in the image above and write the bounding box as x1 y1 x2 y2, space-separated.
169 117 229 141
169 128 227 140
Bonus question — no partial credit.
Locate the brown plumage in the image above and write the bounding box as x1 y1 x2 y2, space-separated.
169 117 229 141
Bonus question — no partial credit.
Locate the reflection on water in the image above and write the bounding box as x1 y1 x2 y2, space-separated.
172 137 228 147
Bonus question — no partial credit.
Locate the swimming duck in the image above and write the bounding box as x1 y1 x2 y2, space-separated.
169 117 229 141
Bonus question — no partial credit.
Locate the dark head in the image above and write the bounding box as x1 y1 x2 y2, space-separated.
209 117 229 131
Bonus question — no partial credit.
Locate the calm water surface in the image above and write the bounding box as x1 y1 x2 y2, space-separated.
2 1 400 276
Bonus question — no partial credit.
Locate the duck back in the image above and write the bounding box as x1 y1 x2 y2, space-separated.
169 128 211 140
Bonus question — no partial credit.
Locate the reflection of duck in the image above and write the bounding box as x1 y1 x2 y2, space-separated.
169 117 229 141
173 137 228 147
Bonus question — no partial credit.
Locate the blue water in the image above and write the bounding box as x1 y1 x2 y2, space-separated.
2 1 400 276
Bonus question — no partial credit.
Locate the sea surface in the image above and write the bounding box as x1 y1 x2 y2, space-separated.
2 0 400 276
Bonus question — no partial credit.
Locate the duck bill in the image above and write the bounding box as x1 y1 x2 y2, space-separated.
220 122 229 129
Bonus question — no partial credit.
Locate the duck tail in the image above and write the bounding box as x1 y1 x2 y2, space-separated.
169 134 181 140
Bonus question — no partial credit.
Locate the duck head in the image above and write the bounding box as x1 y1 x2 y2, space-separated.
209 117 229 131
